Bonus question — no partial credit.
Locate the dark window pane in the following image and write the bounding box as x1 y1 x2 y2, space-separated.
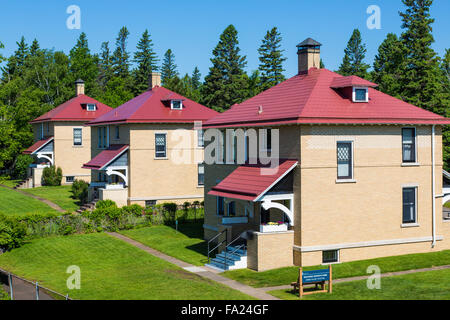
402 128 416 163
323 250 338 263
402 187 416 223
217 197 224 215
355 89 367 101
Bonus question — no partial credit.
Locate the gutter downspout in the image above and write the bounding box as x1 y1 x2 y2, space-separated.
432 125 436 248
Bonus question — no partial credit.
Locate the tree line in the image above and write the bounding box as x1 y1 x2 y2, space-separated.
0 0 449 172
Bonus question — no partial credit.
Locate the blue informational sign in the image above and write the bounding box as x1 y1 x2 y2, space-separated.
302 269 330 283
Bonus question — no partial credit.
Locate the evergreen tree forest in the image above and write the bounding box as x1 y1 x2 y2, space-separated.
0 0 449 173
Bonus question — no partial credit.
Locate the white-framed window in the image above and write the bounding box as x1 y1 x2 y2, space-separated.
198 163 204 186
322 250 339 264
66 176 75 183
197 129 204 148
87 104 97 111
155 133 167 158
97 126 108 149
217 196 225 216
402 128 417 163
337 141 353 180
402 187 417 224
352 87 368 102
115 126 120 140
171 100 183 110
73 128 82 146
260 128 272 152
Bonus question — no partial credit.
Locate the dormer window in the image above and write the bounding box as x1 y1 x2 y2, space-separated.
353 87 368 103
171 100 183 110
87 104 97 111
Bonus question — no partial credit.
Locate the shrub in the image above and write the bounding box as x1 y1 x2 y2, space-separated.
0 214 27 252
162 202 178 223
95 199 117 210
13 155 34 180
42 166 63 186
122 204 144 217
71 179 89 204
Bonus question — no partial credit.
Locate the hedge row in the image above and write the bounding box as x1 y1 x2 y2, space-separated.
0 200 204 252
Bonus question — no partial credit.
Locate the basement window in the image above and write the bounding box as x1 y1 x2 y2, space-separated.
66 176 75 183
322 250 339 264
353 87 368 102
171 100 183 110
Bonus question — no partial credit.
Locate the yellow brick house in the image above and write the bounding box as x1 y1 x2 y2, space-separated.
83 73 218 207
23 80 112 187
202 38 450 271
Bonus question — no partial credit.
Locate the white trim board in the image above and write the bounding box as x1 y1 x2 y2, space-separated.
293 236 444 252
129 195 203 201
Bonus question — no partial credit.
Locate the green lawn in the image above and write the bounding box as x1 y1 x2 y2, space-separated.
0 178 21 188
23 186 79 213
0 186 61 216
120 222 209 266
0 287 9 300
0 233 252 300
269 268 450 300
223 250 450 288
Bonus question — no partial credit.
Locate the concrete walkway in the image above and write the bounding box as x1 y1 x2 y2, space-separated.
107 232 279 300
262 264 450 293
0 274 54 300
0 185 65 213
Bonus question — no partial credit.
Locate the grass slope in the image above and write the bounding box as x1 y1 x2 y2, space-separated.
0 186 60 216
0 178 21 188
223 250 450 288
269 268 450 300
0 233 252 300
23 186 79 213
120 223 209 266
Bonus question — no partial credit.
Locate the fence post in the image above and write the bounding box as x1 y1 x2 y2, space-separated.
8 273 13 300
36 281 39 300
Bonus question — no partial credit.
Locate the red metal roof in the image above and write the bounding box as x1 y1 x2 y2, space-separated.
208 159 298 201
204 68 450 128
23 136 53 155
82 144 129 170
30 95 113 124
330 75 378 88
88 86 218 125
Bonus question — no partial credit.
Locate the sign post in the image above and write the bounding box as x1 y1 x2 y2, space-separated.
294 265 332 298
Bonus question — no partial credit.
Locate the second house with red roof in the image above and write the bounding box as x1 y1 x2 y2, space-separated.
83 73 218 207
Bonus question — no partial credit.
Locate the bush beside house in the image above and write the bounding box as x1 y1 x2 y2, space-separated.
42 166 62 186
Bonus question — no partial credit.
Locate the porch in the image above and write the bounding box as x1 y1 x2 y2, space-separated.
206 159 298 271
83 144 129 207
22 136 54 188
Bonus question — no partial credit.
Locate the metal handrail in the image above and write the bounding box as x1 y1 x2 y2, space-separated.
207 229 227 263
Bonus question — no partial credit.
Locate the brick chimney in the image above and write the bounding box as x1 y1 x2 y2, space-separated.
297 38 321 74
75 79 85 96
149 72 161 89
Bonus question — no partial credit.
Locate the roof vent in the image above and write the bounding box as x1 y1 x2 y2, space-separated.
258 106 263 114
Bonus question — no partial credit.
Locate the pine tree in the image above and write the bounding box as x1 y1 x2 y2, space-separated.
338 29 370 78
258 27 286 91
29 39 40 56
98 41 113 91
201 25 248 111
0 41 4 64
133 29 159 94
443 49 450 94
398 0 446 114
69 32 99 96
191 67 201 90
111 26 131 79
372 33 406 98
161 49 178 85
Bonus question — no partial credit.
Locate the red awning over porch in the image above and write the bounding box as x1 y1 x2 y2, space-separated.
208 159 298 202
82 144 129 170
23 136 54 155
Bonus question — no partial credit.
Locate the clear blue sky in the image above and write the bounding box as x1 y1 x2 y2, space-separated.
0 0 449 79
